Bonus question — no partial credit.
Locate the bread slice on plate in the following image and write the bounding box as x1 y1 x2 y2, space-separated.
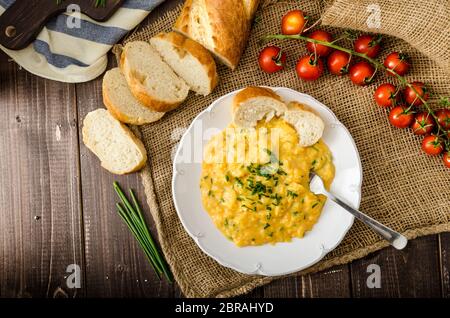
232 87 324 147
283 101 325 147
173 0 258 70
150 32 218 96
232 86 288 127
103 68 165 125
82 109 147 175
121 41 189 113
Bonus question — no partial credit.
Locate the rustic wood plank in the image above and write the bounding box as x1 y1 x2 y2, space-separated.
0 52 85 298
75 56 179 297
262 277 298 298
440 233 450 298
248 264 352 298
350 235 441 297
74 0 185 298
298 265 352 298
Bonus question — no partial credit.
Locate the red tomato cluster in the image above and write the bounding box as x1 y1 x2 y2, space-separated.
257 9 450 169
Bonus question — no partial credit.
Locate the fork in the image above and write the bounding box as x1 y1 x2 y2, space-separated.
309 174 408 250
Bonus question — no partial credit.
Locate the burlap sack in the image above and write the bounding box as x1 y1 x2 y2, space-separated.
322 0 450 75
125 0 450 297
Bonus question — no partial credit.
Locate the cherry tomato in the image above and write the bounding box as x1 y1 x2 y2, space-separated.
435 108 450 130
349 61 375 86
327 50 351 76
281 10 307 35
306 30 333 57
354 34 382 58
403 82 429 106
384 52 410 76
389 106 414 128
411 112 435 135
443 152 450 168
374 83 397 107
258 46 287 74
296 55 324 81
421 135 444 156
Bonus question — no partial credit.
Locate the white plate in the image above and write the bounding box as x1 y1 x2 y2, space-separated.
172 87 362 276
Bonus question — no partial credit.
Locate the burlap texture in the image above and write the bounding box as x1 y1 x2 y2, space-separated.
125 0 450 297
322 0 450 75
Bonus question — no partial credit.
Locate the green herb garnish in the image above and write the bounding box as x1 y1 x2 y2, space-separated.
287 190 298 198
113 182 172 282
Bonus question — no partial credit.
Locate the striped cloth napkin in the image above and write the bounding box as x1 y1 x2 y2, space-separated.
0 0 165 83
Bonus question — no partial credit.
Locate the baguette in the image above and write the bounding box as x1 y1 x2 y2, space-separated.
232 87 324 147
173 0 260 70
103 68 165 125
232 86 288 127
121 41 189 113
283 101 325 147
82 109 147 175
150 32 218 96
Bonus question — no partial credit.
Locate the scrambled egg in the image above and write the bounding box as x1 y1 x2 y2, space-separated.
200 117 335 247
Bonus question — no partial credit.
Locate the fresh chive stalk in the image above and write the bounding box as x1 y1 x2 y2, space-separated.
113 182 173 282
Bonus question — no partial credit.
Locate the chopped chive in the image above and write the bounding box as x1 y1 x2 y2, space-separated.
287 190 298 198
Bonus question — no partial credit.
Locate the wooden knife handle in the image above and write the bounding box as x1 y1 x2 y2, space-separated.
0 0 124 50
0 1 63 50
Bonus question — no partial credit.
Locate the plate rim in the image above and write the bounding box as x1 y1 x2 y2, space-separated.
171 87 363 276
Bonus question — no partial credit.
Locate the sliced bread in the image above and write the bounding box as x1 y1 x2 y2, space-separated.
103 68 165 125
121 41 189 113
82 109 147 175
173 0 258 70
283 101 325 147
232 86 288 127
150 32 218 96
232 87 324 147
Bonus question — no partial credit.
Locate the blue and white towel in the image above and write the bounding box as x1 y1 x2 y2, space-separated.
0 0 165 83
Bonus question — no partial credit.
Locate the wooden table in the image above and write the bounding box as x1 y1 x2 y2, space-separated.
1 0 449 298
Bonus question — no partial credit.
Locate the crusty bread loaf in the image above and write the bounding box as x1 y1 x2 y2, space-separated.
283 101 325 147
150 32 218 96
82 109 147 175
103 68 165 125
242 0 261 19
232 86 288 127
121 41 189 113
232 87 325 147
173 0 260 70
